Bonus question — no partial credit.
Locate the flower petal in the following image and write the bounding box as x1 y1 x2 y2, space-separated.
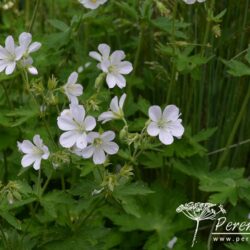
101 131 115 142
76 133 88 149
148 105 162 122
18 140 35 154
70 104 85 123
106 73 117 88
163 105 180 121
57 114 76 131
159 130 174 145
19 32 32 50
117 61 133 74
5 36 15 54
98 43 110 59
168 121 185 137
59 131 79 148
110 96 119 113
28 42 41 53
21 154 37 168
84 116 96 131
89 51 102 62
114 74 126 88
147 122 160 136
98 111 115 123
33 159 41 170
5 62 16 75
67 72 78 85
119 93 127 109
93 148 106 165
81 145 94 158
110 50 125 64
103 142 119 155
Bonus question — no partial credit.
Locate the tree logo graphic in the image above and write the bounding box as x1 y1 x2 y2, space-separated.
176 202 226 247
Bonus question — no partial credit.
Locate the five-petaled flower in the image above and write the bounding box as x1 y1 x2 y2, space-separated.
182 0 205 4
89 43 133 88
147 105 184 145
0 36 24 75
98 94 126 123
18 32 41 75
79 0 108 9
63 72 83 104
17 135 50 170
79 131 119 164
57 104 96 149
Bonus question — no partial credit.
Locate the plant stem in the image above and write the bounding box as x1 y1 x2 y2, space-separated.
29 0 40 33
217 87 250 168
192 220 200 247
0 222 9 250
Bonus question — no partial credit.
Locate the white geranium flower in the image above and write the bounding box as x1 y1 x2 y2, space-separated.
18 32 41 75
57 104 96 149
98 94 126 123
79 0 108 9
147 105 184 145
0 36 25 75
182 0 205 4
79 131 119 164
63 72 83 104
89 43 133 88
17 135 50 170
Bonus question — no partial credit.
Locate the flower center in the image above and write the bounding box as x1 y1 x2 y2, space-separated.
108 65 117 73
93 138 103 147
157 119 166 129
33 147 44 156
91 0 97 3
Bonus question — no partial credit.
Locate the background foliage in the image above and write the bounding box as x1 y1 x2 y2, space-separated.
0 0 249 249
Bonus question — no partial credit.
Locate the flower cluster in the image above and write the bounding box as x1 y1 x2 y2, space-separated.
89 43 133 88
10 31 185 171
78 0 108 10
0 32 41 75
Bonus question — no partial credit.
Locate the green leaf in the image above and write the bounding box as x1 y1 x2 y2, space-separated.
48 19 69 31
0 210 22 230
114 2 138 21
222 59 250 76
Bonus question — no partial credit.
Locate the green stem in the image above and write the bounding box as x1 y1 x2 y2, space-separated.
133 26 144 74
166 1 178 103
0 222 9 250
217 87 250 168
1 83 12 109
29 0 40 33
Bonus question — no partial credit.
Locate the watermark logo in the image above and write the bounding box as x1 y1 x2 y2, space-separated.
176 202 226 247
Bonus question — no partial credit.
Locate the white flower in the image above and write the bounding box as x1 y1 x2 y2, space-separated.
147 105 184 145
182 0 205 4
17 135 50 170
0 36 25 75
98 94 126 123
63 72 83 104
89 43 133 88
79 131 119 164
57 104 96 149
79 0 108 9
18 32 41 75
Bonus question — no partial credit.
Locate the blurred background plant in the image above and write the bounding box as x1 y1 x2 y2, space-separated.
0 0 249 249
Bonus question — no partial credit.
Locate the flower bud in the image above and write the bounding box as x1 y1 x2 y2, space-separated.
48 75 58 90
95 72 106 90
